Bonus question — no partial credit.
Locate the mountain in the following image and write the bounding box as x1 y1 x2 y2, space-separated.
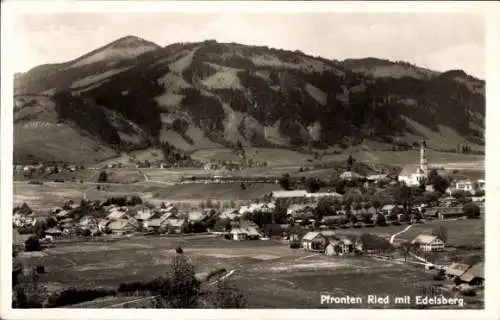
13 36 485 164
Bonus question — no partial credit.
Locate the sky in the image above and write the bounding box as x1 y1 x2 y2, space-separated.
13 12 485 78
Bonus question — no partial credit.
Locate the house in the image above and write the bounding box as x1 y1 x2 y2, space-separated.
366 174 389 183
55 210 71 220
339 171 364 181
220 209 239 220
108 219 137 236
230 228 248 241
411 234 445 252
186 211 207 223
301 231 328 252
325 237 355 256
106 207 128 220
455 180 474 193
322 215 345 226
79 216 99 231
445 262 471 279
381 204 396 215
98 219 111 232
287 204 316 218
45 227 63 240
160 204 178 217
305 192 343 200
476 179 485 191
271 190 308 199
460 262 484 286
164 218 185 234
355 233 393 254
134 206 156 221
438 207 466 220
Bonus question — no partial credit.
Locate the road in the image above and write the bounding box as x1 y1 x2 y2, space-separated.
389 225 413 244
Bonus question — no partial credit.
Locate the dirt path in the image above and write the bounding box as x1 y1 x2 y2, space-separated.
389 225 413 244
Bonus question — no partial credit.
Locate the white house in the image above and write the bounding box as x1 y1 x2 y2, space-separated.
455 180 474 193
339 171 364 181
411 234 445 252
301 231 328 251
271 190 308 199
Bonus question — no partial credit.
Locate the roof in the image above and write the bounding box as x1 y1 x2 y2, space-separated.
411 234 440 244
446 263 471 277
107 209 127 220
271 190 308 198
302 231 323 241
366 174 388 181
398 164 419 177
339 171 364 179
320 230 337 237
45 227 62 234
135 210 154 221
460 262 484 282
305 192 343 198
108 219 135 231
147 219 163 228
357 233 392 251
165 219 184 227
381 204 396 211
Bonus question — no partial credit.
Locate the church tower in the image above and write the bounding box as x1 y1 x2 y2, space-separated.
419 140 428 174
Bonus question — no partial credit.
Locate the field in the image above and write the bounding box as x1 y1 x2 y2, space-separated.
16 218 484 309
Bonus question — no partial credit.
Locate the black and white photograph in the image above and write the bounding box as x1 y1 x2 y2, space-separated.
1 1 499 319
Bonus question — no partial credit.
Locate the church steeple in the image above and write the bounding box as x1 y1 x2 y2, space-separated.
420 140 428 174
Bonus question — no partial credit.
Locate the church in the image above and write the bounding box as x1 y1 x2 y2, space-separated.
398 141 429 186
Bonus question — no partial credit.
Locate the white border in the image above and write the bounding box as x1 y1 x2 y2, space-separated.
1 1 500 320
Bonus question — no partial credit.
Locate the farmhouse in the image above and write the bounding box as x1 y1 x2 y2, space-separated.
45 227 63 240
301 231 328 252
271 190 308 199
325 238 355 256
445 262 471 279
366 174 389 182
355 233 393 254
134 206 157 221
339 171 364 181
108 219 137 236
230 228 248 240
438 207 466 220
460 261 484 286
455 180 474 193
411 234 445 252
106 207 128 220
164 218 184 233
305 192 343 200
79 216 99 231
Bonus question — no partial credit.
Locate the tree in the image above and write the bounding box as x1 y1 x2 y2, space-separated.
349 215 358 224
97 171 108 183
400 243 411 262
25 236 41 252
346 155 356 170
394 185 412 210
432 226 448 243
279 173 292 191
375 214 387 226
463 202 481 219
427 169 438 182
155 254 201 308
431 174 450 194
46 216 58 228
305 177 321 193
206 281 246 308
335 179 346 195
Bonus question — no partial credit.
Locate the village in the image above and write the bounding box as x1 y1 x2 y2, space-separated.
12 142 485 308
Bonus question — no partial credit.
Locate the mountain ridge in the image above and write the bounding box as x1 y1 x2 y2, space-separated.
13 36 485 164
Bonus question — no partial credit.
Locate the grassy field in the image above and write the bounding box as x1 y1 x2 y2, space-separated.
16 224 484 309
